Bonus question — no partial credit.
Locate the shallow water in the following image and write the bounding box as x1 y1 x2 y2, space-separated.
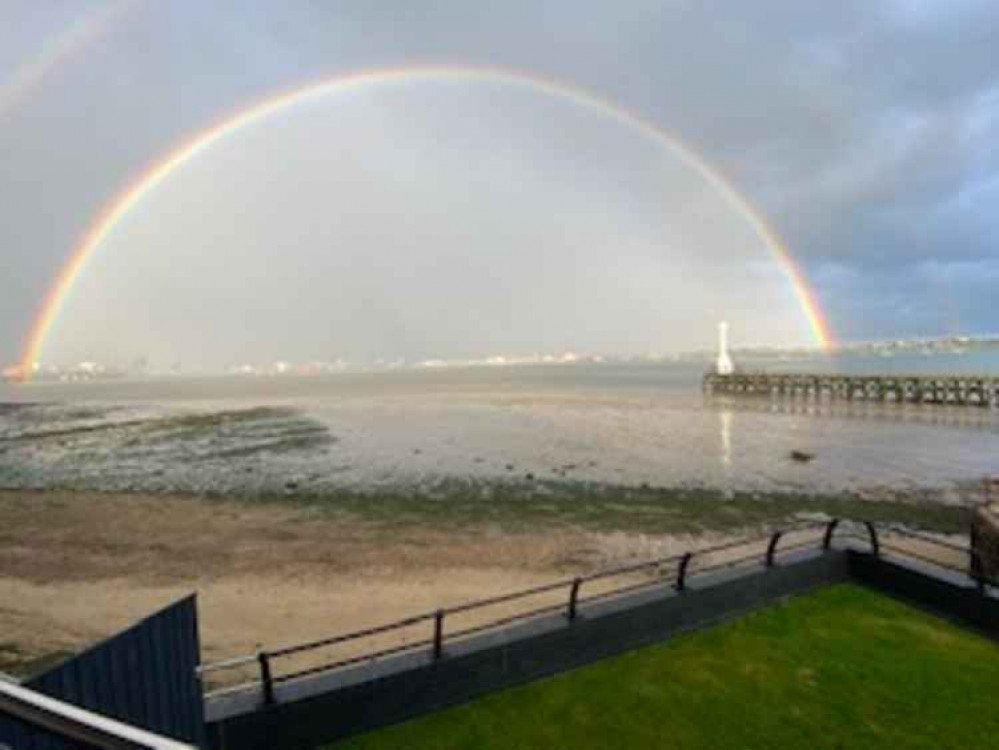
2 358 998 498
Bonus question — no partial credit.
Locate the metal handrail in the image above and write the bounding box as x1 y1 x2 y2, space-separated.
0 679 195 749
578 553 685 584
274 638 437 685
200 518 984 703
447 602 570 643
881 525 969 553
268 612 437 659
443 578 578 616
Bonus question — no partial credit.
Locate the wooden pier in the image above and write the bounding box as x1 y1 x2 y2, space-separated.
704 372 999 408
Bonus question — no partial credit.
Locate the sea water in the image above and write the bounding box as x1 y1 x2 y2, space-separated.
2 353 998 499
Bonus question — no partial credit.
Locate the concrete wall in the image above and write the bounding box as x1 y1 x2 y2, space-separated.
849 553 999 636
206 551 849 750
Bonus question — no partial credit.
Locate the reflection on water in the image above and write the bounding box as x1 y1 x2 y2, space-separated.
718 409 732 468
706 393 999 431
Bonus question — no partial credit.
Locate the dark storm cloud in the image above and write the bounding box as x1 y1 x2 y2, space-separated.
1 0 997 366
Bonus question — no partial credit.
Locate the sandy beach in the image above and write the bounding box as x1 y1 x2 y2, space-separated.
0 467 975 690
1 488 736 680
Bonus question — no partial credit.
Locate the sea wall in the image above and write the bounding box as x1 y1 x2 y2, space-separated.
206 550 849 750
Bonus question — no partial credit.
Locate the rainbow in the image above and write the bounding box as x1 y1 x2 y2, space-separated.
0 1 136 123
19 65 833 374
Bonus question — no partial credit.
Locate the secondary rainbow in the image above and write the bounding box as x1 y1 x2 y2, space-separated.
19 65 833 374
0 1 137 122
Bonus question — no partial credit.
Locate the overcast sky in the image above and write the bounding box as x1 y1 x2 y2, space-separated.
1 1 997 369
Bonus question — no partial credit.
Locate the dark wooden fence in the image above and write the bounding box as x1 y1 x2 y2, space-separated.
0 595 204 748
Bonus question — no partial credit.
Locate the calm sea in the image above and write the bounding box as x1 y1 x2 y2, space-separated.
2 352 998 498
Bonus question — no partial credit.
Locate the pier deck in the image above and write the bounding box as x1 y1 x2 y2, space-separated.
703 372 999 407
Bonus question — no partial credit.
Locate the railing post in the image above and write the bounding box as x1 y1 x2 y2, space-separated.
864 521 880 558
765 531 783 567
567 577 583 621
822 519 840 550
258 651 275 706
433 609 445 660
675 553 693 592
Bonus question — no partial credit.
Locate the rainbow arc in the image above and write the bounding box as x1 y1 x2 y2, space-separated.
19 65 833 375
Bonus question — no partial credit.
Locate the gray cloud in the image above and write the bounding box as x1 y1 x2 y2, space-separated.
1 0 997 367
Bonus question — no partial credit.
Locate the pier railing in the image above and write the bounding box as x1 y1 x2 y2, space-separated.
704 372 999 407
197 519 992 703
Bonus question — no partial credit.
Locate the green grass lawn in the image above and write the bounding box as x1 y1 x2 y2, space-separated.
331 584 999 749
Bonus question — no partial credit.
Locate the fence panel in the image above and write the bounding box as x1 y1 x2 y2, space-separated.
17 595 203 747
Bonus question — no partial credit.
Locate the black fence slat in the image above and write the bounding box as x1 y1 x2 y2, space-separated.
60 662 79 710
175 607 192 732
2 716 22 750
189 598 206 735
12 718 36 750
175 597 204 737
125 632 146 730
93 650 114 725
78 650 98 717
141 613 162 732
151 612 172 734
11 718 30 750
108 635 130 722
